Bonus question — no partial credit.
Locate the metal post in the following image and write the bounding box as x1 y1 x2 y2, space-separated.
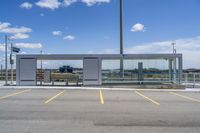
1 64 2 81
168 59 173 82
178 56 183 84
5 35 8 85
172 42 177 84
138 62 143 84
10 43 13 85
173 58 177 84
40 50 43 85
120 0 124 78
193 74 196 87
185 73 188 83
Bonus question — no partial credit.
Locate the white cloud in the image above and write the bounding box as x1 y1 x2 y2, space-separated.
63 35 76 40
20 2 33 9
36 0 61 10
125 36 200 68
0 22 10 30
35 0 110 9
131 23 145 32
0 22 32 40
81 0 111 6
14 43 43 49
52 31 62 36
125 36 200 54
88 36 200 68
0 26 32 34
88 48 117 54
0 44 5 52
62 0 77 6
9 33 29 40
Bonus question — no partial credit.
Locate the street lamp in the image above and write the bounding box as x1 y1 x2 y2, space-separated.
40 50 43 85
120 0 124 78
5 35 8 85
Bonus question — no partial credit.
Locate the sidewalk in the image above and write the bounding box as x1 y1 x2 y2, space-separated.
0 85 200 92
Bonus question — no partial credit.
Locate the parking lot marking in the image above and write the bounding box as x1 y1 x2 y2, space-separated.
170 92 200 103
99 90 104 104
45 90 65 104
135 91 160 106
0 89 31 100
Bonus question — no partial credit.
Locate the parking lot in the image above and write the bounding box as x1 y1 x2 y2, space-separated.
0 88 200 133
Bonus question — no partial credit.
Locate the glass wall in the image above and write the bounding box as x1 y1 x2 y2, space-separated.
102 59 170 84
36 60 83 86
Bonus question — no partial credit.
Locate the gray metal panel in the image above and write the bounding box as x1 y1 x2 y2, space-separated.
83 58 100 85
178 55 183 84
19 58 36 86
138 62 143 82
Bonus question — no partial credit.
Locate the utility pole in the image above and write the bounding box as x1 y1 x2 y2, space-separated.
120 0 124 78
5 35 8 85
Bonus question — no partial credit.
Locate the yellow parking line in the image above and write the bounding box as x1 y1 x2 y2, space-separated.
170 92 200 103
135 91 160 106
45 90 65 104
99 90 104 104
0 89 31 100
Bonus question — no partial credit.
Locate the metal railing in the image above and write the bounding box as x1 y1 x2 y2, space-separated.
102 71 172 84
182 73 200 88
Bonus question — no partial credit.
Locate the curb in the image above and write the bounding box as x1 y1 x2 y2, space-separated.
0 85 200 92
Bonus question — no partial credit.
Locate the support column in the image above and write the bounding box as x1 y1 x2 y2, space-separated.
168 59 173 83
173 58 177 84
138 62 143 84
178 56 183 84
16 56 20 86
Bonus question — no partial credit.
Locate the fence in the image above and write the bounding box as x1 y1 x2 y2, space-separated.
182 73 200 88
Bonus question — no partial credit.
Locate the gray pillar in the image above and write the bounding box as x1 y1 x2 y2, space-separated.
178 56 183 84
16 56 20 86
83 57 101 86
16 57 37 86
138 62 143 83
120 58 124 78
173 58 177 84
168 59 173 82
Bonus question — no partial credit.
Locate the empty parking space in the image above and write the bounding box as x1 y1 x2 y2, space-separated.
0 89 31 101
0 88 200 133
170 92 200 103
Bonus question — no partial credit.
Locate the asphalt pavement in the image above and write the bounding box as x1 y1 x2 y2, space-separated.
0 88 200 133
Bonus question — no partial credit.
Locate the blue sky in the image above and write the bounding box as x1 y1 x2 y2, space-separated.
0 0 200 68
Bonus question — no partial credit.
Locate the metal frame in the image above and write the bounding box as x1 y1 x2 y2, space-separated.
16 53 183 86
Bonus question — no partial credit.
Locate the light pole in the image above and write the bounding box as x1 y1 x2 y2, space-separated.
120 0 124 78
5 35 8 85
172 42 176 54
40 50 43 85
10 43 14 85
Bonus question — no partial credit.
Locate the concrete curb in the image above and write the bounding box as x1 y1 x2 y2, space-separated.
0 85 200 92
